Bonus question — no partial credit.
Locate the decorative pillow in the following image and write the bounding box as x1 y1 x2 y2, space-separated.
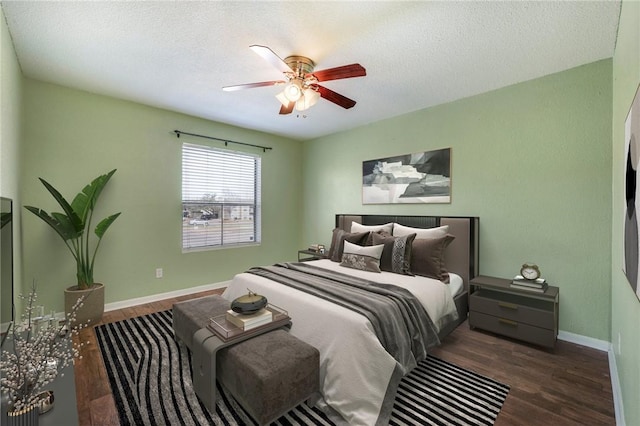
410 234 455 283
351 222 394 245
393 223 449 239
350 222 394 234
371 231 416 275
328 229 370 262
340 241 384 273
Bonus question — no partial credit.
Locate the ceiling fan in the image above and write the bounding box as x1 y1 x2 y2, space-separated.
223 45 366 115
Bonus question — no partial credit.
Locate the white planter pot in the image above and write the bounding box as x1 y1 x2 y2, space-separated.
64 283 105 327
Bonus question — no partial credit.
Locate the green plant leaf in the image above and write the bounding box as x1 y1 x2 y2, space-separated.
51 212 83 240
24 206 73 241
38 178 83 232
71 169 117 223
0 212 11 229
95 212 121 239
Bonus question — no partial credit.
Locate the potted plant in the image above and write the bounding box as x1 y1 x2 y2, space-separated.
24 169 121 325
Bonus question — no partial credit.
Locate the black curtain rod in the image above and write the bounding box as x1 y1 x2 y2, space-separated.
173 130 272 152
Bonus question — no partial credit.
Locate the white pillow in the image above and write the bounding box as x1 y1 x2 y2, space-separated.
350 222 393 234
343 240 385 258
393 223 449 239
340 241 385 273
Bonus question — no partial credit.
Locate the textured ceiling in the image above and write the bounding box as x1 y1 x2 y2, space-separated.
1 1 621 141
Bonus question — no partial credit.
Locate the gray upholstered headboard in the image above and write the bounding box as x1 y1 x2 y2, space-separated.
335 214 479 292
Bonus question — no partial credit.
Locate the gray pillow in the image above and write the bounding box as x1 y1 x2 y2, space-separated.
410 234 455 283
371 231 416 275
328 229 370 262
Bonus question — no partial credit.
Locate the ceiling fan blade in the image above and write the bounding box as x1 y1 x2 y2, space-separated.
317 85 357 109
309 64 366 82
222 81 285 91
279 101 294 115
250 45 293 74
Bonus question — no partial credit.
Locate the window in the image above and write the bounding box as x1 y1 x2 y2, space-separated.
182 142 261 250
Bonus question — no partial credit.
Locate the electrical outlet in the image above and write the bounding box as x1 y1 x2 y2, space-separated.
156 268 163 279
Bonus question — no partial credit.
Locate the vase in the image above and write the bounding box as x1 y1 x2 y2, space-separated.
64 283 105 327
6 404 38 426
36 391 54 414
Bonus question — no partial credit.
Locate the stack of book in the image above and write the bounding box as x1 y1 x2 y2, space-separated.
208 304 291 341
510 276 548 293
224 308 273 331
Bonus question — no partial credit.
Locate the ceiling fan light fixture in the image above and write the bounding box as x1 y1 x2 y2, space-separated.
295 97 309 111
275 91 290 107
283 80 303 102
296 88 320 111
227 45 366 115
305 88 320 106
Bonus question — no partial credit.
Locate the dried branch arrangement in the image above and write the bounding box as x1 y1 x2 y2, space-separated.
0 285 89 411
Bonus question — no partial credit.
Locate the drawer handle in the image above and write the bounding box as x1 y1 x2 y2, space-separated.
498 302 519 310
499 318 518 327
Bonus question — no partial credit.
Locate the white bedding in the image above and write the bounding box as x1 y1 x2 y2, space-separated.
449 271 464 298
308 260 461 331
222 259 459 425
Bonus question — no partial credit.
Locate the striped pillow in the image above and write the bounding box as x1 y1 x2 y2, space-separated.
371 231 416 275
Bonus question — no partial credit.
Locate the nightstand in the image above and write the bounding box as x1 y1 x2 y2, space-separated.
469 275 559 348
297 249 328 262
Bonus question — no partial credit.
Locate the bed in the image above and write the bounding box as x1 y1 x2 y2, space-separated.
222 214 479 426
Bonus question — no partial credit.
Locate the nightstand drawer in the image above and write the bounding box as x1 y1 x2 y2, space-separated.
470 290 555 330
469 311 556 348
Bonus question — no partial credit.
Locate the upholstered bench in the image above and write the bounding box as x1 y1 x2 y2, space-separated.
172 295 320 425
218 329 320 425
173 294 229 350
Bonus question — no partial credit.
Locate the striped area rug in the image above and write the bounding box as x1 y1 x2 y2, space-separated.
95 310 509 426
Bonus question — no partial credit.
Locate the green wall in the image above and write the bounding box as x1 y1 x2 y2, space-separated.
0 10 23 320
302 60 612 341
20 79 302 313
4 5 638 421
611 1 640 424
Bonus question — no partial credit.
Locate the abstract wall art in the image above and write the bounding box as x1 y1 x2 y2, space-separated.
362 148 451 204
623 83 640 302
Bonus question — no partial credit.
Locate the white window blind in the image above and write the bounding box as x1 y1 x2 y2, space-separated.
182 142 261 250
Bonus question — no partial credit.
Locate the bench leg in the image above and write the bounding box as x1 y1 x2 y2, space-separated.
192 328 221 412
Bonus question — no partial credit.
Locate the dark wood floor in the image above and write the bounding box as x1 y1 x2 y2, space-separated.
430 325 615 425
74 289 615 425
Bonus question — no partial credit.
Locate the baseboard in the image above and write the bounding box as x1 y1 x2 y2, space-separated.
104 281 230 312
557 329 610 351
558 330 624 426
607 347 626 426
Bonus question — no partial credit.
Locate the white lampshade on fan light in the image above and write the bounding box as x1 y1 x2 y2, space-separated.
276 81 320 112
277 80 303 103
296 88 320 111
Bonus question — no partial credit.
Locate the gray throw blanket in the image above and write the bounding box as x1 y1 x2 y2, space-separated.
247 262 441 374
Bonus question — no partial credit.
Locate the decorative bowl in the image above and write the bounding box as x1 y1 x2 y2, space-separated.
231 291 267 314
